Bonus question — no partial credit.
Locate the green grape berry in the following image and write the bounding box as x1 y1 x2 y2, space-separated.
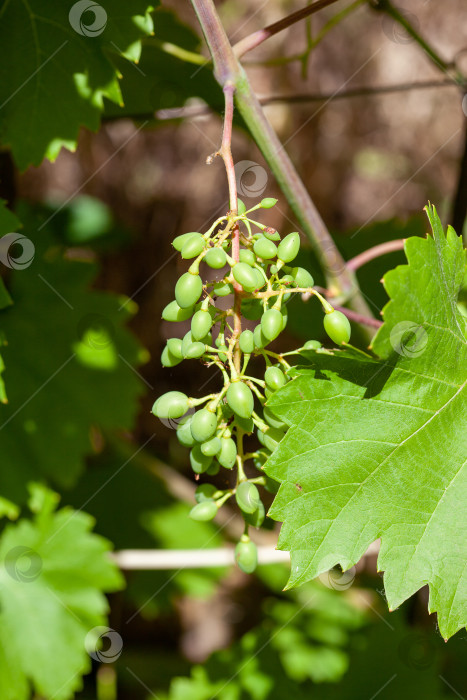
239 329 255 354
195 483 217 503
235 538 258 573
260 198 278 209
261 308 283 341
253 324 270 349
162 300 195 322
152 391 189 420
181 233 206 259
277 232 300 263
190 408 218 443
234 415 254 433
173 232 198 252
253 237 278 260
161 345 183 368
242 298 263 321
213 281 233 297
217 437 237 469
204 247 227 269
263 229 281 242
185 342 206 359
263 406 287 430
239 249 256 266
304 339 322 350
232 262 260 292
244 500 265 528
226 381 254 419
264 366 286 392
189 500 217 521
291 266 314 288
166 338 183 359
190 445 212 473
323 309 351 345
218 345 228 363
182 331 194 357
257 427 284 452
235 481 260 514
201 436 222 456
237 198 247 215
206 462 220 475
175 272 203 309
176 416 196 447
191 309 213 340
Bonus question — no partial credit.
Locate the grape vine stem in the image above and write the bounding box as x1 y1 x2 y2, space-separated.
217 83 242 374
346 239 406 270
190 0 375 340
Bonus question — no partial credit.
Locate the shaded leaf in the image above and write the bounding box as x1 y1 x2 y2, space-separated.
0 484 123 700
0 0 156 168
0 205 146 502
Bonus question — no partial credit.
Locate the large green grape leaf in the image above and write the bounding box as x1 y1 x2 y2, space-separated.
0 0 155 169
0 205 146 502
0 483 123 700
103 7 221 120
265 205 467 640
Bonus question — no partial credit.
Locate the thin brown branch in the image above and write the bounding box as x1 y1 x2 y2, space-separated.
259 78 459 104
150 79 457 123
233 0 344 58
347 239 406 271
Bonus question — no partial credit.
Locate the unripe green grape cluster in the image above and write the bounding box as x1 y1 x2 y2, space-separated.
152 197 351 573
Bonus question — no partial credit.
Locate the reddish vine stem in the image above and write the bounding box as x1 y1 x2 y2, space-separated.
333 304 382 329
232 0 343 58
216 83 242 373
346 239 406 271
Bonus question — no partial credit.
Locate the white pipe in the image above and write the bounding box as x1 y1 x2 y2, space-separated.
111 547 291 570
